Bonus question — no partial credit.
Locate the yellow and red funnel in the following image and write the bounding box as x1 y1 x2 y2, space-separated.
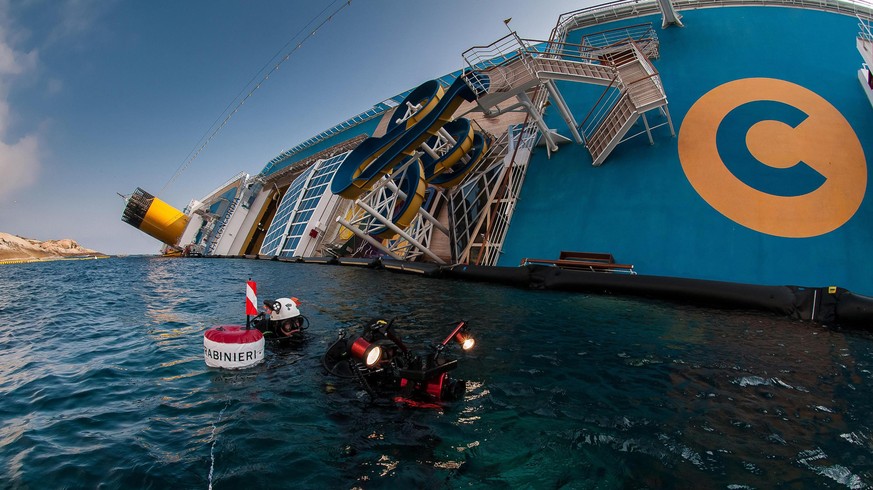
121 188 189 247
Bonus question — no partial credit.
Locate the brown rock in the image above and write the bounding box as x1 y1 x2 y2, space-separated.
0 232 107 261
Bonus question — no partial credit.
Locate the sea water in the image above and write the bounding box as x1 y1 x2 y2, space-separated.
0 257 871 488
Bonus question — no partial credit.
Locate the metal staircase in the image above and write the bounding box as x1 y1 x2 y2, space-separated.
463 23 672 166
466 37 617 110
531 57 615 85
585 94 637 166
583 43 673 166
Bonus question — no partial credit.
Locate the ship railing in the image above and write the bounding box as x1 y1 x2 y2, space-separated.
674 0 873 18
462 32 525 70
551 0 662 43
579 80 623 140
472 120 541 267
198 171 247 204
462 32 536 92
463 33 627 95
551 0 873 44
578 41 665 140
541 28 659 69
261 100 398 176
577 23 656 47
625 71 667 109
510 117 543 151
465 33 618 69
581 41 672 161
577 23 659 59
465 26 656 75
860 14 873 40
527 76 552 129
524 39 607 64
262 72 461 178
619 41 665 100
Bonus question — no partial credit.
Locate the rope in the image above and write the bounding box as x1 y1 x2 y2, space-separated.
161 0 353 193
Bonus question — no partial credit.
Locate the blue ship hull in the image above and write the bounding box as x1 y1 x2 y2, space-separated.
501 6 873 296
153 2 873 309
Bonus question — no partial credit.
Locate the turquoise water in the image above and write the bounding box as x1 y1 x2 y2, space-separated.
1 257 871 488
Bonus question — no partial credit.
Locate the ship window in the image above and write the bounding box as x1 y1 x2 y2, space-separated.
260 151 350 257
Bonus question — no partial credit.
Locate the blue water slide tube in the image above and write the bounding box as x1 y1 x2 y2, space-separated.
330 72 490 236
420 118 474 179
430 131 490 188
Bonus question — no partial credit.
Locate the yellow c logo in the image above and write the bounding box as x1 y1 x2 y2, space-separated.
678 78 866 238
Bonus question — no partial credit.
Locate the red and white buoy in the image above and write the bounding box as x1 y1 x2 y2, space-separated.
203 325 265 369
203 280 265 369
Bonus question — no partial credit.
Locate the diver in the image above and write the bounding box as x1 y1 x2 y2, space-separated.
321 319 473 407
253 297 309 344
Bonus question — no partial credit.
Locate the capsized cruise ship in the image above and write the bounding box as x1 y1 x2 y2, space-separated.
123 0 873 303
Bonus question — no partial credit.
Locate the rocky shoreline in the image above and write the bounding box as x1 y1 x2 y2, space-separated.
0 232 108 262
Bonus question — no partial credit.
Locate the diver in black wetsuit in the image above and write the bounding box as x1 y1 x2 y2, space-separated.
253 297 307 343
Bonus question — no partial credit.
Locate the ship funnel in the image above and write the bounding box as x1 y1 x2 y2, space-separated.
121 188 189 247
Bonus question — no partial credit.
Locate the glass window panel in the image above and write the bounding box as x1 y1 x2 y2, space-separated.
260 151 349 257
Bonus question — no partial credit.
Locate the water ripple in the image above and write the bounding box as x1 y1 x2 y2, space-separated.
0 258 871 488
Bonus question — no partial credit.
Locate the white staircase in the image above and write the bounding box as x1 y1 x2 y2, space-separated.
532 57 615 84
471 47 616 109
585 44 672 166
463 23 672 166
586 94 637 166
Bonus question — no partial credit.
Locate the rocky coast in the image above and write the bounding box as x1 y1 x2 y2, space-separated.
0 232 108 263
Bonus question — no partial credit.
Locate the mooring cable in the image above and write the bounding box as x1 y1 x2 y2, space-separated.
162 0 353 193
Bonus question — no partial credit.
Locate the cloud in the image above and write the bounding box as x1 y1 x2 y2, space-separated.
0 133 39 200
0 90 41 201
0 3 42 201
0 41 20 74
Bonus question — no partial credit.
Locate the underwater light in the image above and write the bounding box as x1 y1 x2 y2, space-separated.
350 337 382 367
441 321 474 351
454 332 475 350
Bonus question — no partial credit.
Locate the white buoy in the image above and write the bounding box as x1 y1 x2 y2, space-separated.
203 325 265 369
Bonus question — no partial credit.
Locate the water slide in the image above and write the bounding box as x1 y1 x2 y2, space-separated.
331 72 491 238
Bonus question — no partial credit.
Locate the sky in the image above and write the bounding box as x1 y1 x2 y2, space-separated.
0 0 595 255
